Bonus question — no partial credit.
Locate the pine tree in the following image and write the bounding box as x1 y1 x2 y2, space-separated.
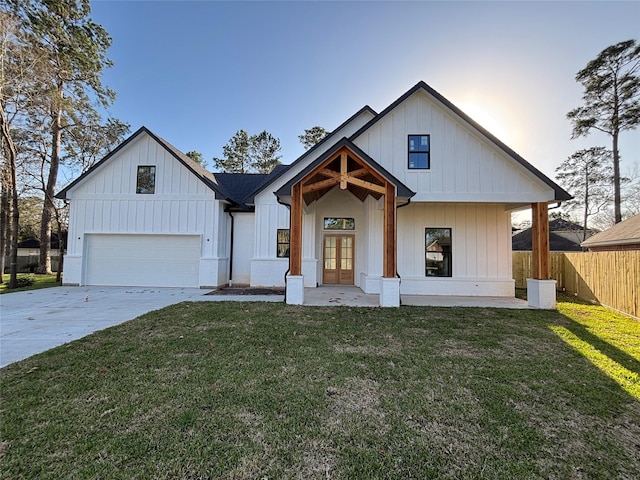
567 39 640 224
298 126 329 150
249 131 281 174
213 130 251 173
213 130 281 174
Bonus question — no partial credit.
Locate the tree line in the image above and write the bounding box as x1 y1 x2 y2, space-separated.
207 126 329 174
0 0 130 288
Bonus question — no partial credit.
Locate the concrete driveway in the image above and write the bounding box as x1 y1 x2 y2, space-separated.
0 286 281 368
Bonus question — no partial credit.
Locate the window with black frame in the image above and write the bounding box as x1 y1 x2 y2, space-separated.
425 228 451 277
277 229 290 258
136 166 156 194
408 135 430 169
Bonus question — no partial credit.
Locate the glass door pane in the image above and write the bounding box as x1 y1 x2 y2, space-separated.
341 236 353 270
324 236 336 270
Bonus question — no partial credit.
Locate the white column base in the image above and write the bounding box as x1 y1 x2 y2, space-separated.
286 275 304 305
526 278 557 309
380 277 401 307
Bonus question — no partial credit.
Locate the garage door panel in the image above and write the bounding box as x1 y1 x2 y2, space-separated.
85 234 200 287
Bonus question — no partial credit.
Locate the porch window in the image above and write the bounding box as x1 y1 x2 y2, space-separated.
324 217 355 230
277 229 290 258
425 228 451 277
408 135 430 169
136 166 156 194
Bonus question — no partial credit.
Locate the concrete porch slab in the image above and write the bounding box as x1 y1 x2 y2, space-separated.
304 286 379 307
303 286 531 309
401 295 531 309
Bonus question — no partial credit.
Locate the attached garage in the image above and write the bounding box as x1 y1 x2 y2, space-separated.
84 234 201 287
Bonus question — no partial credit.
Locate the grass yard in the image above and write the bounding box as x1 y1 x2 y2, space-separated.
1 297 639 479
0 273 60 294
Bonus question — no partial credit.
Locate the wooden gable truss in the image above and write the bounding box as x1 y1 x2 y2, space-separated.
289 146 398 279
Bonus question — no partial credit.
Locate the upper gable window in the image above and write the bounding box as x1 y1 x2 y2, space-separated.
136 166 156 194
408 135 430 169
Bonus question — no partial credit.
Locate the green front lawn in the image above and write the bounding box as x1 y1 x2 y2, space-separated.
1 298 638 479
0 273 60 294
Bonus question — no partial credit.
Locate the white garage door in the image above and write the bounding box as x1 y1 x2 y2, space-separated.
85 234 201 287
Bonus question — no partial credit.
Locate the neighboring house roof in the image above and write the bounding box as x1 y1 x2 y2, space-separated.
512 229 583 251
581 214 640 248
349 81 572 202
548 218 584 231
275 137 415 202
243 106 377 205
17 232 68 249
56 127 233 203
17 238 41 249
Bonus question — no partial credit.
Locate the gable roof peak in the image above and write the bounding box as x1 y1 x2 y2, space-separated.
349 81 572 202
56 126 233 202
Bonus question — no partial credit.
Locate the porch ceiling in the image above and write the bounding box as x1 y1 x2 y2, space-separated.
299 149 389 204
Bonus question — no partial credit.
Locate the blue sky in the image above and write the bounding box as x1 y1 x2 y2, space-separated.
88 0 639 184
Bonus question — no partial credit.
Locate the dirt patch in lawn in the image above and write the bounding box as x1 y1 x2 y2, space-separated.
325 377 389 435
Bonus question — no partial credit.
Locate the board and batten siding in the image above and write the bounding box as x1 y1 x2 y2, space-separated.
63 132 230 287
249 108 377 287
397 203 514 296
352 90 555 204
249 202 290 287
231 212 255 285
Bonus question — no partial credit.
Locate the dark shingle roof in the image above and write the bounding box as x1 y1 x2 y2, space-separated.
17 232 67 249
213 165 293 210
512 229 583 251
548 218 584 231
214 173 270 210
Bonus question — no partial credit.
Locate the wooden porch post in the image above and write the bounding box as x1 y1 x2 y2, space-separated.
289 182 302 276
383 183 396 278
531 202 550 280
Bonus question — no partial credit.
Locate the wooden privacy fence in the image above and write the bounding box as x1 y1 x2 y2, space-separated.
513 251 640 318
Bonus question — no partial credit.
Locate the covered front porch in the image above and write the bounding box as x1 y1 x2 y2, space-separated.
276 139 414 307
